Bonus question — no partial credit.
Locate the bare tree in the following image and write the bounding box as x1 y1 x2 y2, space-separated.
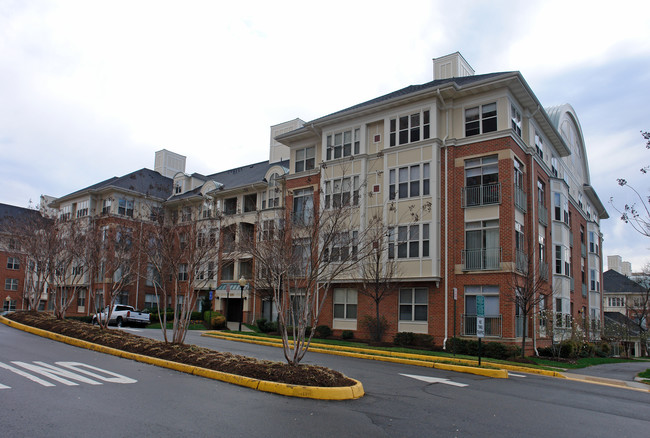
142 199 220 344
611 130 650 237
357 214 400 342
243 186 372 365
85 221 140 328
506 232 551 357
5 210 55 310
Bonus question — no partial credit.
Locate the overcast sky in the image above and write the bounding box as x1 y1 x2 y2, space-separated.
2 0 650 269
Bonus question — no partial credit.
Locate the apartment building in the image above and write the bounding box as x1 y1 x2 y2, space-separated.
276 52 608 350
25 52 607 351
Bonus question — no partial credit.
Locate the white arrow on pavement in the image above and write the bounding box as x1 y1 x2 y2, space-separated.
400 373 468 387
508 373 526 377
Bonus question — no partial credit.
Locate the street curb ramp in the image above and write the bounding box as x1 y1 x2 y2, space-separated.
0 315 364 400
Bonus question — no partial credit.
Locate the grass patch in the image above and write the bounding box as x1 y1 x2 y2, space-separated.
638 368 650 379
529 356 635 369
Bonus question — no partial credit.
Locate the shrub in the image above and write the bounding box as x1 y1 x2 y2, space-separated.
447 338 520 359
314 325 332 338
190 311 203 321
394 332 415 347
210 314 226 329
559 340 579 358
361 315 389 342
412 334 435 349
537 346 554 357
341 330 354 340
597 342 611 357
579 342 596 358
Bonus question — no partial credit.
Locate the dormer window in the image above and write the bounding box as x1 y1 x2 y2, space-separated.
174 181 183 194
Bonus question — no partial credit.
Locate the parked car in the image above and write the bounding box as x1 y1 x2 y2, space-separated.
92 305 150 327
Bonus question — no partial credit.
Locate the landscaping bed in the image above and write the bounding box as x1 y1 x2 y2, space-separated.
6 311 355 388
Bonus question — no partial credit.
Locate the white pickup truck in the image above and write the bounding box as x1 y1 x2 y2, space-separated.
92 304 150 327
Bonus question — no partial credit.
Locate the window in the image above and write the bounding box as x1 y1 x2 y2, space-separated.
464 220 500 270
465 286 500 316
59 205 71 221
221 261 234 281
7 257 19 270
326 231 358 262
102 199 112 214
76 200 89 218
608 297 624 307
77 291 86 308
389 163 430 200
538 234 546 263
3 299 16 312
535 131 544 159
465 102 497 136
588 231 599 255
555 245 570 276
118 199 134 217
150 206 164 222
399 288 428 322
72 265 84 276
292 188 313 225
5 278 18 291
325 176 360 208
244 194 257 213
553 192 569 225
295 146 315 173
511 104 522 137
515 221 524 252
180 206 191 222
333 288 357 319
388 223 430 259
464 155 499 206
260 219 275 241
263 173 281 209
240 260 253 280
514 159 524 189
590 269 600 291
178 264 188 281
174 182 182 194
537 180 546 206
291 238 310 275
145 294 158 310
389 110 430 146
327 128 360 159
551 156 558 177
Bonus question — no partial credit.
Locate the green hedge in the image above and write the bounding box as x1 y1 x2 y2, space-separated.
394 332 435 349
446 337 520 360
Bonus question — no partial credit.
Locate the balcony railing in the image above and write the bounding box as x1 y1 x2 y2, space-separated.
462 314 502 337
538 203 548 226
462 183 501 207
514 186 527 212
462 247 502 271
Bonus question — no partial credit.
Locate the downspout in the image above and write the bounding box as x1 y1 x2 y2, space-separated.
530 105 541 356
438 89 450 350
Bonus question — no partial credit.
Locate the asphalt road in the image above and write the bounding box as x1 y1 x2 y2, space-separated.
2 324 649 437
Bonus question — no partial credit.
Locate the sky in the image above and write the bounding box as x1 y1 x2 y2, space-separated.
1 0 650 269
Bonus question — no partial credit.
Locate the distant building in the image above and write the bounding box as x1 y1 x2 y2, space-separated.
607 255 632 276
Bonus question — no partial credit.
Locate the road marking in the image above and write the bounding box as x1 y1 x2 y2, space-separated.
0 361 137 388
400 373 469 387
509 373 526 377
0 362 55 387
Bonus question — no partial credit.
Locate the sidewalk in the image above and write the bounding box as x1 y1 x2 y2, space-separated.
225 321 254 332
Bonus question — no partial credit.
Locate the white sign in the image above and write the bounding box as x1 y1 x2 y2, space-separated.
476 316 485 338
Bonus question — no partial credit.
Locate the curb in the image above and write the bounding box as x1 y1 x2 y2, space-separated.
0 315 364 400
203 331 509 379
560 372 650 393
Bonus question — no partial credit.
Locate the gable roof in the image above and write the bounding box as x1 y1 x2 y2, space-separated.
52 168 173 205
0 203 45 232
603 269 647 294
604 311 645 336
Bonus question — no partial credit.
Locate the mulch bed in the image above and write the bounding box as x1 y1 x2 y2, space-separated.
6 311 355 388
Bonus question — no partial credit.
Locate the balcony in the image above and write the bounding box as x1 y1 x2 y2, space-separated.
462 247 501 271
462 183 501 208
514 186 527 212
538 203 548 226
462 314 502 337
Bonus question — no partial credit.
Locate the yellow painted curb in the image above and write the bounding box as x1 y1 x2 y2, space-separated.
203 331 508 378
0 315 363 400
